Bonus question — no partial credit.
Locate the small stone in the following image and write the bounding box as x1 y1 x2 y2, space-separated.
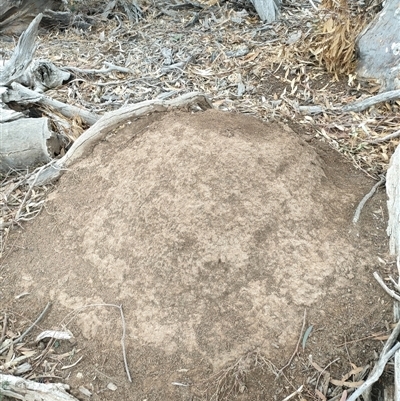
76 372 83 379
107 382 117 391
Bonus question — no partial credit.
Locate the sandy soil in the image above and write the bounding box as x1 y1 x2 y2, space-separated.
1 109 392 400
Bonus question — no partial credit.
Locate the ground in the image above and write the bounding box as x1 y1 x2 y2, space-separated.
0 109 394 401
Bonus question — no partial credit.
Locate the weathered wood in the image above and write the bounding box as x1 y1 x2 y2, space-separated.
387 144 400 256
40 10 92 31
0 373 79 401
0 117 61 173
0 0 60 34
0 105 25 123
0 14 42 87
356 0 400 91
250 0 281 23
299 89 400 115
28 92 213 186
18 60 71 92
4 83 100 126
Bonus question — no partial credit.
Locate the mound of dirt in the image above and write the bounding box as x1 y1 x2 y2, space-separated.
2 109 390 400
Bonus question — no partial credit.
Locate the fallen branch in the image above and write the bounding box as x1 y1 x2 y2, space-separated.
299 89 400 115
5 82 100 126
0 373 79 401
366 129 400 144
352 175 386 224
28 92 212 186
347 342 400 401
358 291 400 401
342 89 400 113
373 271 400 303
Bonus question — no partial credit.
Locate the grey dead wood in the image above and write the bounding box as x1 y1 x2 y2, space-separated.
0 0 61 34
0 117 61 173
0 104 25 123
356 0 400 91
28 92 213 186
347 315 400 401
0 14 42 87
18 60 71 93
387 144 400 256
250 0 281 22
0 373 79 401
0 16 71 92
4 83 100 126
40 9 93 31
298 89 400 115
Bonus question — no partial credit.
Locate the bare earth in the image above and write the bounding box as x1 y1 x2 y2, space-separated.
1 109 392 400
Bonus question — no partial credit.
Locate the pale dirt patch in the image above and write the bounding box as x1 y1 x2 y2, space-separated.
1 109 391 400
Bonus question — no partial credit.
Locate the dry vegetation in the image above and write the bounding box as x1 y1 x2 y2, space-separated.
309 0 367 77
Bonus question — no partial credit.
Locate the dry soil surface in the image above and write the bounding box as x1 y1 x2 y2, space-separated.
1 109 392 400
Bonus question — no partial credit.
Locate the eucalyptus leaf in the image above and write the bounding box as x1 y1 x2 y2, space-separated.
302 325 313 350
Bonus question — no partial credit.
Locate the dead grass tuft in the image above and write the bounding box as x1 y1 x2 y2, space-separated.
309 0 367 78
201 351 279 400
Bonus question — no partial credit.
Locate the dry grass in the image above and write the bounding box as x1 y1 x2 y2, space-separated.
309 0 367 78
200 351 279 401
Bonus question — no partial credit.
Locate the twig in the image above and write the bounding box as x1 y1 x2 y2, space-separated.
14 164 45 221
308 0 319 10
316 357 340 392
0 312 7 345
61 355 83 370
0 302 51 355
373 271 400 302
278 309 306 376
389 276 400 293
367 129 400 144
281 385 304 401
352 175 386 224
60 303 132 382
119 304 132 383
64 63 133 75
347 342 400 401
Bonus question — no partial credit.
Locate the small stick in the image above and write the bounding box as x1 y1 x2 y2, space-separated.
347 342 400 401
367 129 400 144
64 63 133 75
352 175 386 224
281 385 304 401
278 309 306 376
373 271 400 303
0 302 51 355
61 355 84 370
14 163 48 222
389 276 400 293
0 312 8 345
60 302 132 383
119 304 132 383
